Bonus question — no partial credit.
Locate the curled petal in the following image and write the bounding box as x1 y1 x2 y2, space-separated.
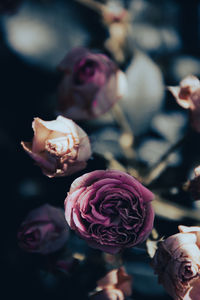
168 86 191 109
168 75 200 132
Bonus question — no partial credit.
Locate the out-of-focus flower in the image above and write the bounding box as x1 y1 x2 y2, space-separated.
53 257 79 275
0 0 22 14
168 75 200 132
64 170 154 254
90 288 124 300
57 47 127 120
76 0 130 64
152 225 200 300
187 166 200 201
90 267 132 300
18 204 69 254
21 116 91 178
101 2 131 64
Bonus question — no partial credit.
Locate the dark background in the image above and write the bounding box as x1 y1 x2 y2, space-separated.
1 0 200 299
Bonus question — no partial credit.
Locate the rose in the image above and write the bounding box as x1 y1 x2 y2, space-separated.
152 225 200 300
21 115 91 178
57 47 127 120
90 267 132 300
0 0 22 13
168 75 200 132
64 170 154 254
18 204 69 254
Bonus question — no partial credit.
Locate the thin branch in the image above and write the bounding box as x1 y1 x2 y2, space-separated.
75 0 104 13
111 103 136 161
153 194 200 222
143 134 188 186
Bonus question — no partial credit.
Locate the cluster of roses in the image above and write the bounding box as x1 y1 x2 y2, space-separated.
17 45 200 300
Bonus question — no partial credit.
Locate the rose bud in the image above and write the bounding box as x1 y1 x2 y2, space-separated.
21 116 92 178
64 170 154 254
0 0 22 14
152 225 200 300
57 47 127 120
18 204 69 254
90 267 132 300
168 75 200 132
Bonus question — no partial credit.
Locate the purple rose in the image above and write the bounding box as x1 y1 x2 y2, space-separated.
64 170 154 254
18 204 69 254
57 47 127 120
152 225 200 300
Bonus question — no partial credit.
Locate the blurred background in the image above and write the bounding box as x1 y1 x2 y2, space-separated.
1 0 200 299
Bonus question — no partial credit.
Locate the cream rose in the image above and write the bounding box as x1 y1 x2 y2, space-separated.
21 116 91 177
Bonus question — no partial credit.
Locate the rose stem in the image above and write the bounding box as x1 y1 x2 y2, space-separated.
104 151 140 180
152 194 200 222
143 134 188 186
111 103 136 161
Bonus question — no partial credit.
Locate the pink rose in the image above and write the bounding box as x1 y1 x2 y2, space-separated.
152 225 200 300
90 267 132 300
64 170 154 254
168 75 200 132
0 0 22 13
18 204 69 254
57 47 127 120
21 116 91 178
188 166 200 201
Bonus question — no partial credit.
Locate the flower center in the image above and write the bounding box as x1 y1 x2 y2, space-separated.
179 86 192 100
45 137 70 156
180 262 198 281
74 59 97 84
23 229 40 248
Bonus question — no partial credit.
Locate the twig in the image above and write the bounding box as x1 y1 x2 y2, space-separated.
143 134 188 186
103 151 140 180
111 103 136 161
153 194 200 222
75 0 104 13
